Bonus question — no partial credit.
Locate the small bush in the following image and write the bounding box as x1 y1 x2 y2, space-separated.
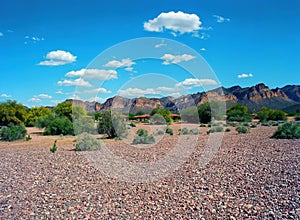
0 123 27 141
190 128 200 135
25 135 32 141
240 122 249 127
75 132 101 151
225 128 231 132
44 117 74 135
129 122 136 127
50 140 57 153
272 122 300 139
179 127 189 135
207 126 224 134
132 128 155 144
73 117 96 135
200 124 206 127
156 130 164 135
165 127 173 136
295 115 300 121
236 126 250 134
250 123 257 128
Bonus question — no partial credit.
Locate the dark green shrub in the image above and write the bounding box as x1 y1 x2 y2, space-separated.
236 126 250 134
197 103 211 124
200 124 206 127
50 140 57 153
165 127 173 135
272 122 300 139
44 117 74 135
0 123 27 141
189 128 200 135
132 129 155 144
257 107 287 122
25 135 32 141
179 127 189 135
75 132 101 151
129 122 136 127
295 115 300 121
225 128 231 132
250 123 257 128
207 126 224 134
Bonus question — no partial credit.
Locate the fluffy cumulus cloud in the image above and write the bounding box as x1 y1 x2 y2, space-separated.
36 93 52 99
103 58 135 71
1 93 11 98
0 32 3 37
176 78 218 88
161 53 196 65
28 97 41 103
79 88 111 94
237 73 253 79
213 15 230 23
119 86 181 97
66 68 117 80
57 78 91 87
38 50 77 66
144 11 201 36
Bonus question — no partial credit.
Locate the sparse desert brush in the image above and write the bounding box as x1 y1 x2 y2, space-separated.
189 128 200 135
225 128 231 132
179 127 189 135
207 126 224 134
75 132 101 151
236 126 250 134
0 123 27 141
272 122 300 139
50 140 57 153
132 128 155 144
165 127 173 136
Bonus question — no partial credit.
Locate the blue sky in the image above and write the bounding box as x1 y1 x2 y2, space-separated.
0 0 299 107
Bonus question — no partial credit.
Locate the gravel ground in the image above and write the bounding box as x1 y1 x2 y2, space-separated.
1 126 299 219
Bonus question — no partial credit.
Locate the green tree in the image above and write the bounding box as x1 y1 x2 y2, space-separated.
53 101 73 120
197 103 212 124
226 104 252 122
151 107 172 124
257 107 287 122
97 109 127 138
25 106 51 127
0 100 27 126
44 117 74 135
72 106 87 120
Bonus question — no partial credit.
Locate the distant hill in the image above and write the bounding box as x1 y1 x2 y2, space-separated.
68 83 300 113
282 104 300 113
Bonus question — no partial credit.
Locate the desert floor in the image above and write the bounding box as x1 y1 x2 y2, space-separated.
1 125 299 219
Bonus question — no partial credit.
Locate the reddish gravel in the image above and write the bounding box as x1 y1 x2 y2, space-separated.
1 126 299 219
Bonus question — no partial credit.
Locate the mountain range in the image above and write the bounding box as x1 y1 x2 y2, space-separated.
66 83 300 113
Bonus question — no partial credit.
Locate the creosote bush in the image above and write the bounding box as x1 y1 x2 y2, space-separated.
75 132 101 151
165 127 173 136
179 127 189 135
272 122 300 139
207 126 224 134
0 123 27 141
236 126 250 134
132 128 155 144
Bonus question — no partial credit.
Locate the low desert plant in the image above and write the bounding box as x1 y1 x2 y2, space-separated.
225 128 231 132
0 123 27 141
132 128 155 144
129 122 136 127
207 126 224 134
295 115 300 121
50 140 57 153
189 128 200 135
75 132 101 151
25 135 32 141
179 127 189 135
272 122 300 139
200 124 206 127
236 126 250 134
165 127 174 136
156 129 165 135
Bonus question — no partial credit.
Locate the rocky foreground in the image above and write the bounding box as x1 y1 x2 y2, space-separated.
0 126 299 219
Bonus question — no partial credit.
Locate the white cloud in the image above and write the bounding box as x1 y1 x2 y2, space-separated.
28 97 41 103
161 53 196 65
200 48 206 51
144 11 202 36
155 43 167 48
103 58 135 71
79 88 111 94
36 94 52 99
56 91 64 94
213 15 230 23
237 73 253 79
66 68 117 80
176 78 218 88
57 78 92 87
0 32 3 37
119 88 158 97
89 96 107 103
0 93 11 98
38 50 77 66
